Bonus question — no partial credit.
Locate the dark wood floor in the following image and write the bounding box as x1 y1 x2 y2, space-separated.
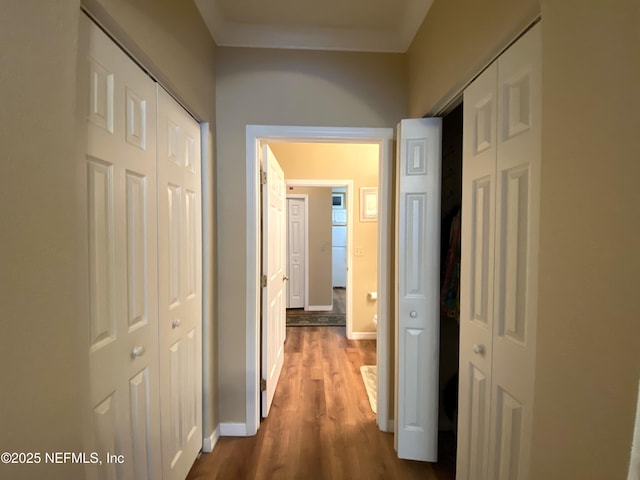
187 326 455 480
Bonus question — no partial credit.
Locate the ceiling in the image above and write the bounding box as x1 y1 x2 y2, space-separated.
194 0 434 53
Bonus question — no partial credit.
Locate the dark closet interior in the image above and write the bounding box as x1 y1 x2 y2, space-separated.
438 101 463 465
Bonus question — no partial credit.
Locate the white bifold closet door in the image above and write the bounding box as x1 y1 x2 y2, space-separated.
81 13 202 480
157 86 203 480
395 118 442 462
457 23 541 480
82 13 162 479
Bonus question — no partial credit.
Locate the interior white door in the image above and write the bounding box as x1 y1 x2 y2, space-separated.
457 61 498 480
488 24 541 479
262 144 287 417
287 197 305 309
458 24 541 480
395 118 442 461
82 14 162 479
157 86 203 480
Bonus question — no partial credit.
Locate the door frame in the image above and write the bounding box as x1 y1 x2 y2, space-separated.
246 125 394 435
285 194 309 310
286 180 354 333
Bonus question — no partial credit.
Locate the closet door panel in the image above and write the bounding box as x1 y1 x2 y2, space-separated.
489 24 541 480
157 86 203 480
395 118 442 462
81 13 161 480
457 61 498 480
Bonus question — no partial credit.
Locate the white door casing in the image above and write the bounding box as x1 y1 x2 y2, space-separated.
246 126 393 436
457 23 541 480
395 118 442 462
262 144 287 417
82 14 162 479
286 196 306 309
457 61 498 480
157 86 203 480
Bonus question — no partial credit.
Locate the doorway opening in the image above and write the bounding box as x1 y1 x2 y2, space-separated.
438 101 463 465
245 125 393 436
272 141 379 341
282 181 353 332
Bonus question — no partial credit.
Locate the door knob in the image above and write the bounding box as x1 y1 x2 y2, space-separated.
131 346 145 358
172 319 181 329
409 311 417 318
473 344 485 355
283 275 289 281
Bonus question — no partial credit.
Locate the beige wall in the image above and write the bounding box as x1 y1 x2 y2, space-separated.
531 1 640 478
274 143 380 333
83 0 219 434
0 3 85 478
408 0 640 476
285 187 333 306
0 5 218 478
407 0 540 116
216 47 406 422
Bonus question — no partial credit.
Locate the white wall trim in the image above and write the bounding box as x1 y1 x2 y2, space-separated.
202 426 220 453
219 422 248 437
246 124 393 438
194 0 434 53
386 419 395 433
628 377 640 480
375 126 393 434
350 332 377 340
200 121 213 447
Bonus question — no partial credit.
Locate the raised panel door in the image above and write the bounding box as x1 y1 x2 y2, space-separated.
395 118 441 461
80 13 161 480
489 24 541 480
262 145 287 417
287 197 305 308
157 86 203 480
457 61 498 480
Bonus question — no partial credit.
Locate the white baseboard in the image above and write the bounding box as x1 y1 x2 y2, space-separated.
202 426 220 453
378 418 395 433
387 419 395 432
219 422 248 437
305 305 333 312
349 331 377 340
628 378 640 480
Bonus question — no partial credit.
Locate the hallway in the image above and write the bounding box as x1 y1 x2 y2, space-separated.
187 327 454 479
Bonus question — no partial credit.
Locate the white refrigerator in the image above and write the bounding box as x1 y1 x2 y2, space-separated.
332 224 347 287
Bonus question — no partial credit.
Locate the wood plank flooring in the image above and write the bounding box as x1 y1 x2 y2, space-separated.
186 326 455 480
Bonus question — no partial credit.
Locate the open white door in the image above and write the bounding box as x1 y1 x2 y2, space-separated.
395 118 442 461
262 144 287 417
